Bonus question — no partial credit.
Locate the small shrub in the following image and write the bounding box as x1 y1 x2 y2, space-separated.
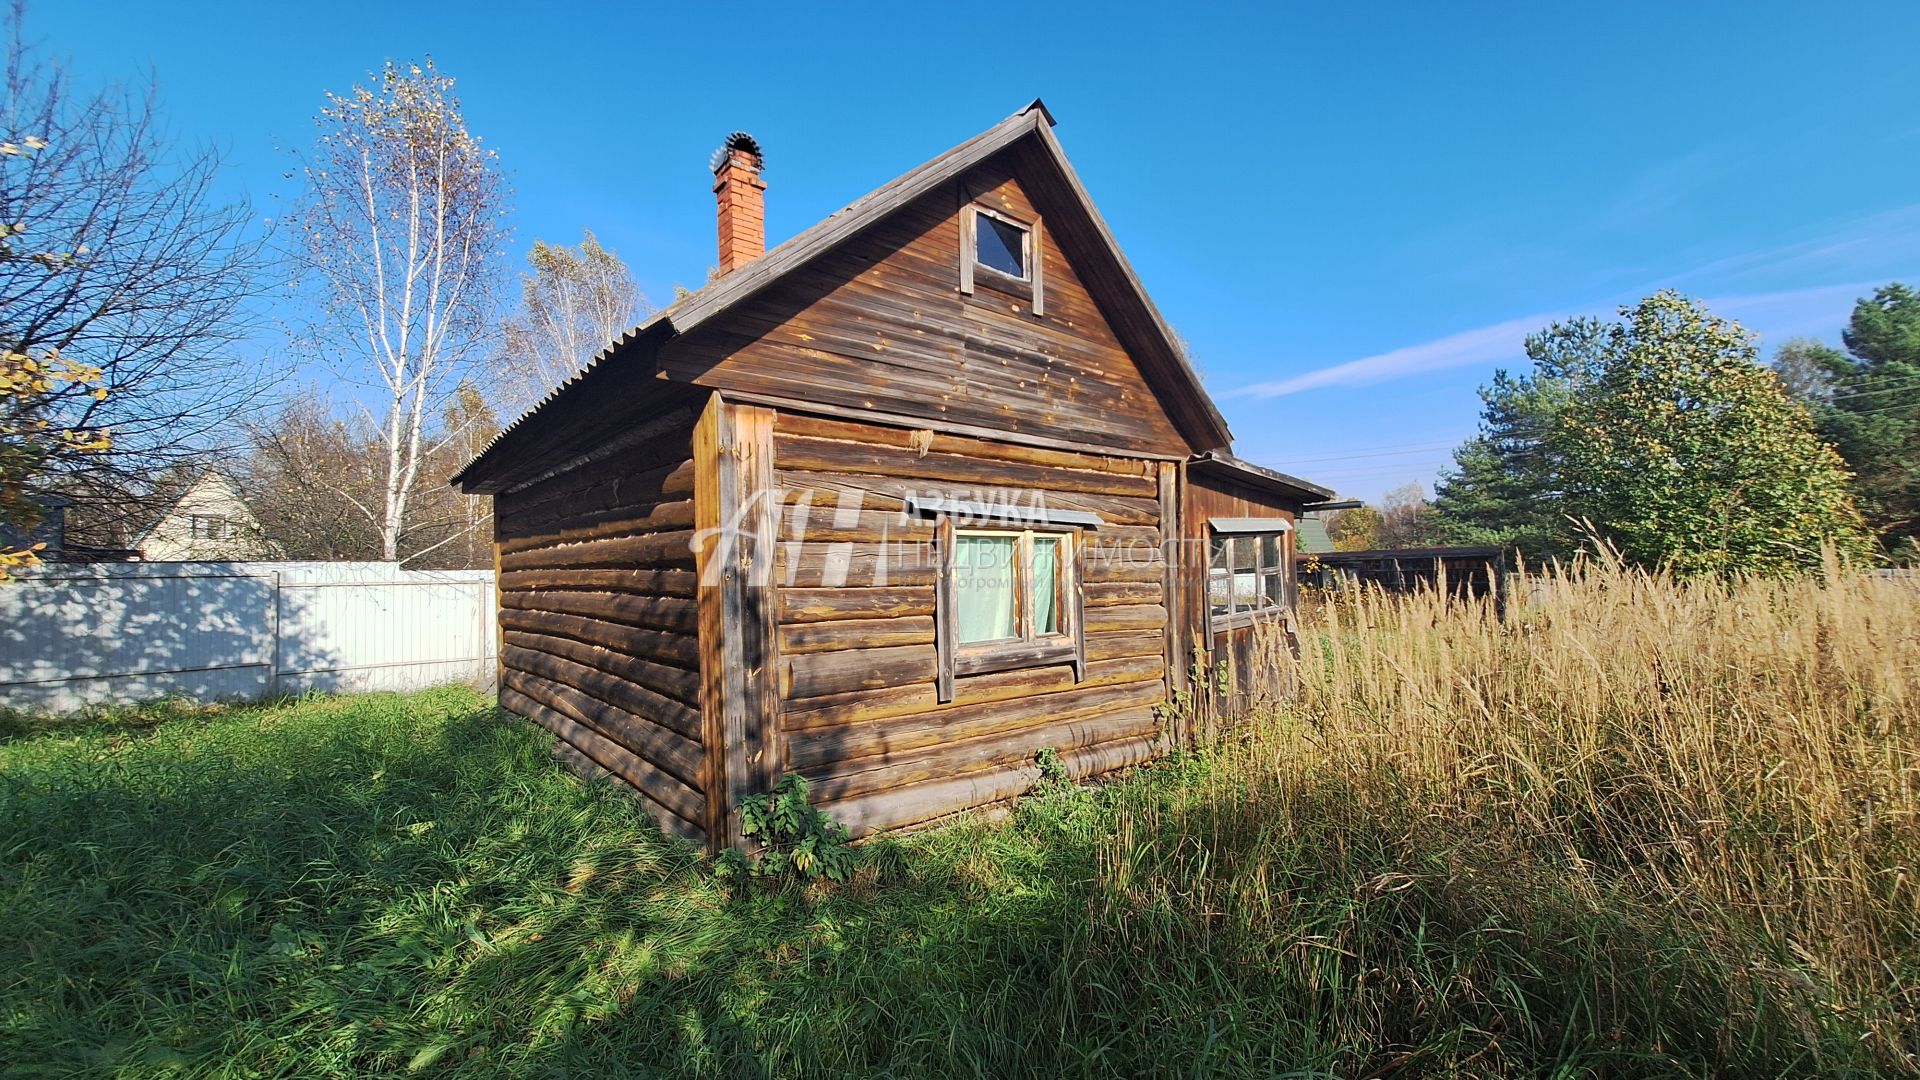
714 774 857 885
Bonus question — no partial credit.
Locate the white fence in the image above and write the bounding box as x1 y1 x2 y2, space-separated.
0 561 497 713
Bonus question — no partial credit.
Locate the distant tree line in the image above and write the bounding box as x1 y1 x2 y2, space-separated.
1372 287 1913 575
0 2 649 570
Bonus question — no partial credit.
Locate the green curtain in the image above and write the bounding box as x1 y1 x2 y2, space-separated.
956 535 1017 643
1031 537 1059 635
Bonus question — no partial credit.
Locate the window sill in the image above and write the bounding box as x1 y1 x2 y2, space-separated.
953 639 1077 677
971 264 1034 302
1208 609 1292 634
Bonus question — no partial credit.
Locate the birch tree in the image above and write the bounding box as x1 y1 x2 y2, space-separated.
290 60 506 561
493 230 648 413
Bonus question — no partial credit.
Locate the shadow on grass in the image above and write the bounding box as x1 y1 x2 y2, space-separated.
1 692 1897 1078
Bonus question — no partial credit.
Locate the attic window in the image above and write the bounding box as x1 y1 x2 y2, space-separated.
959 204 1045 316
974 210 1028 279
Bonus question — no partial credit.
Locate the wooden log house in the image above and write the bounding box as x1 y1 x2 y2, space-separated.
452 102 1333 848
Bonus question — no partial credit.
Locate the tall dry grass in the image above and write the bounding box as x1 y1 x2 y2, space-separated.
1083 555 1920 1074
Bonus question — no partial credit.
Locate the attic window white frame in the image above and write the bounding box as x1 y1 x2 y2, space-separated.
959 203 1045 317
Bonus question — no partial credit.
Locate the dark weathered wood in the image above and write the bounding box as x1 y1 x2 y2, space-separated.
498 567 698 598
501 646 703 765
1083 579 1163 606
773 411 1164 475
775 434 1156 498
786 676 1164 770
779 504 932 544
934 515 956 703
500 589 697 635
1158 461 1187 727
777 470 1162 525
783 643 938 700
548 740 703 842
782 652 1165 730
780 586 937 623
498 608 698 669
774 541 938 588
953 639 1077 678
779 616 935 654
1083 602 1166 633
816 733 1161 838
498 498 695 555
1085 628 1165 662
693 396 782 850
803 705 1158 802
498 530 698 572
504 628 700 710
501 683 705 831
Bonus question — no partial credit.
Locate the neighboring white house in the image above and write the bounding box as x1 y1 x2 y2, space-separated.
134 471 282 562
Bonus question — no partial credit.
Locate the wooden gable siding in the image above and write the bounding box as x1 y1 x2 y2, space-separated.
655 152 1189 457
492 404 708 841
766 410 1173 836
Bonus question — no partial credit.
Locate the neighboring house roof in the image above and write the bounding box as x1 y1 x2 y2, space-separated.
1296 515 1334 555
1188 450 1335 505
454 101 1233 491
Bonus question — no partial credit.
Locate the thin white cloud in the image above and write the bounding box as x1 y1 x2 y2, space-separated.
1228 279 1902 400
1223 312 1560 399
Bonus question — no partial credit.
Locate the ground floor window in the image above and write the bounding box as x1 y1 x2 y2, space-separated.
1208 523 1290 630
936 521 1085 699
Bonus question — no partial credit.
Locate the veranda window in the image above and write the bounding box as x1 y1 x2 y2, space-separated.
1208 520 1291 630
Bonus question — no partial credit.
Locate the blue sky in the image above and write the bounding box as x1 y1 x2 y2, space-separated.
38 2 1920 500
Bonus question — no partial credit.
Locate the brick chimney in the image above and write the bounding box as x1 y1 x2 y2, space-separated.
711 132 765 274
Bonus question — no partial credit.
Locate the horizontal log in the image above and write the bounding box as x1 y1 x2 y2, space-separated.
1081 552 1167 584
779 616 936 655
776 470 1162 527
500 568 698 598
1085 628 1166 662
499 498 695 556
774 541 938 588
780 505 932 545
1084 580 1164 607
817 733 1161 838
773 412 1157 481
782 643 938 700
498 608 698 669
502 589 698 635
1084 603 1166 633
501 646 703 761
502 683 705 830
782 653 1165 730
803 706 1161 802
786 676 1165 771
774 433 1158 498
504 628 700 710
549 740 703 842
499 458 697 534
780 586 937 623
498 530 698 572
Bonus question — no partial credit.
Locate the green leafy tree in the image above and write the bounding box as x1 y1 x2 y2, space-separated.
1784 284 1920 561
1557 291 1869 575
1428 318 1607 560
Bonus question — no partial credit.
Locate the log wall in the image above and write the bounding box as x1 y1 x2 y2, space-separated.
492 402 709 841
769 410 1173 836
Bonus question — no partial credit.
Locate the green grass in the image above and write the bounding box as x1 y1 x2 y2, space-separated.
0 683 1910 1077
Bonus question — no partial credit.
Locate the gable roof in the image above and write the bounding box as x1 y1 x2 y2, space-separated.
454 101 1232 491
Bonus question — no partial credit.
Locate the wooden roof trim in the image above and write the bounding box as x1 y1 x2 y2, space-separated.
1025 121 1231 451
1189 450 1335 503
